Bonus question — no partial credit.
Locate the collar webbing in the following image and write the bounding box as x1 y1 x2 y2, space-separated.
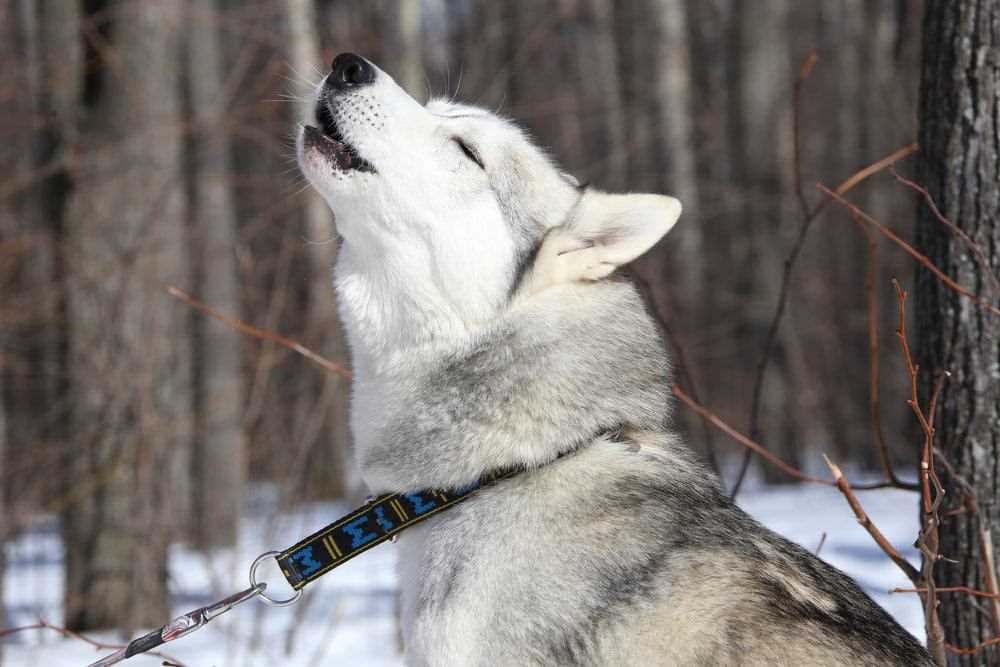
276 471 517 590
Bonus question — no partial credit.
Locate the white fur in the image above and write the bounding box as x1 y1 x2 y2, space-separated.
296 57 931 667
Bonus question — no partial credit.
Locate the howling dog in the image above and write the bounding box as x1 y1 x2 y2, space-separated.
296 53 933 666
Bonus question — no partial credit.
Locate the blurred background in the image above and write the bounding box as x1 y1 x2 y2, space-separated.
1 0 929 660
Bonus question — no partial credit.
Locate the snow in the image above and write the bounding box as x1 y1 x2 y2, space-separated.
2 481 923 666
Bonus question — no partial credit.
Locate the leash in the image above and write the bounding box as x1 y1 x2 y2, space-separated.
86 472 515 666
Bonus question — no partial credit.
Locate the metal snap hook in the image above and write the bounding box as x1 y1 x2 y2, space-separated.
250 551 303 607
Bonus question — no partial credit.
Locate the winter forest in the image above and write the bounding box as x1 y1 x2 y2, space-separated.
1 0 999 665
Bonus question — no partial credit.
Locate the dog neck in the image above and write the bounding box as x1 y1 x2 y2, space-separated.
334 241 502 376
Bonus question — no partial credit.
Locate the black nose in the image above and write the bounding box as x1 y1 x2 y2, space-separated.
329 53 375 90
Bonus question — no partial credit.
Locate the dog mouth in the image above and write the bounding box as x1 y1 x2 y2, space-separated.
303 100 376 174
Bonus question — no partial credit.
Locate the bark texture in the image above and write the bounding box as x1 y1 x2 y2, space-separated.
63 0 190 631
917 1 1000 664
186 0 246 549
287 0 352 500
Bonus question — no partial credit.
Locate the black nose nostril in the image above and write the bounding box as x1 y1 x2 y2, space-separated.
345 62 364 84
329 53 375 90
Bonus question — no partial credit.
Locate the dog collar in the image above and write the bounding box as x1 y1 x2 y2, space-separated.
276 470 517 590
275 427 619 592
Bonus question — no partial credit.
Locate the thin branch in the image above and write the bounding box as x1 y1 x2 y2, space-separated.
892 279 947 666
944 637 1000 656
673 386 913 491
892 168 1000 299
818 186 1000 317
0 619 185 665
674 385 834 487
851 213 918 490
734 141 919 498
735 49 819 498
831 143 920 199
979 527 1000 638
167 285 353 379
793 49 819 219
814 531 828 557
890 587 1000 600
823 455 921 584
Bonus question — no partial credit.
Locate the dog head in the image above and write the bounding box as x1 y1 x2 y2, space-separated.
297 54 682 360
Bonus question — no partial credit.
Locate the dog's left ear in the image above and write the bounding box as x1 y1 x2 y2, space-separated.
523 191 681 295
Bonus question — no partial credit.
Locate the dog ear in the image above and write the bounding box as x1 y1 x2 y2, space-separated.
524 192 681 295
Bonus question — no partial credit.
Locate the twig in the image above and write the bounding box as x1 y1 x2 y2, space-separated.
814 531 827 557
822 454 921 583
892 279 947 666
851 213 919 491
944 636 1000 656
890 586 1000 600
735 49 820 498
0 619 185 665
818 186 1000 317
892 168 1000 299
793 49 818 219
673 385 910 491
734 141 919 498
674 385 834 487
979 527 1000 638
167 285 352 379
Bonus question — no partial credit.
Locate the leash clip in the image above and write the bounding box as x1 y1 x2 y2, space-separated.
86 583 266 666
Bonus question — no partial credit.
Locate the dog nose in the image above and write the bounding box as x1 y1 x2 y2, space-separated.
329 53 375 89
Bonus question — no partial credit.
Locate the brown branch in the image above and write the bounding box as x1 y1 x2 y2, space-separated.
818 186 1000 317
823 455 921 583
167 285 353 379
892 168 1000 299
674 385 834 487
0 619 185 665
979 527 1000 638
734 141 919 497
830 143 920 200
793 49 819 219
892 279 947 666
890 587 1000 600
673 386 911 491
851 213 919 491
944 637 1000 656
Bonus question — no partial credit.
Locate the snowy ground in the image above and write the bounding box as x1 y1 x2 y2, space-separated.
2 481 924 666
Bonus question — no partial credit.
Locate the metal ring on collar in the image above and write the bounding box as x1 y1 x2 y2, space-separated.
249 551 303 607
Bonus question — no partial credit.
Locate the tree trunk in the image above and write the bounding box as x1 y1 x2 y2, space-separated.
185 0 246 549
394 0 424 98
2 0 78 511
63 0 191 632
286 0 352 499
507 0 624 189
0 1 22 649
733 0 805 484
917 1 1000 664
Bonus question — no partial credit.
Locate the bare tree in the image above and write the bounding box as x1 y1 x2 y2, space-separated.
393 0 425 97
732 0 806 483
63 0 191 631
917 1 1000 663
185 0 246 549
2 0 80 512
0 2 22 652
286 0 352 499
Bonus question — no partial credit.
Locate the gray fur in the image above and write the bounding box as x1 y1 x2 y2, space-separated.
296 55 934 666
383 281 934 666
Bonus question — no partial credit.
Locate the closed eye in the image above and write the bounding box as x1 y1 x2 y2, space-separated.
453 137 485 170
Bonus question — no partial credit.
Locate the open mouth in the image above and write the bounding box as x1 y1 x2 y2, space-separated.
303 100 376 173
